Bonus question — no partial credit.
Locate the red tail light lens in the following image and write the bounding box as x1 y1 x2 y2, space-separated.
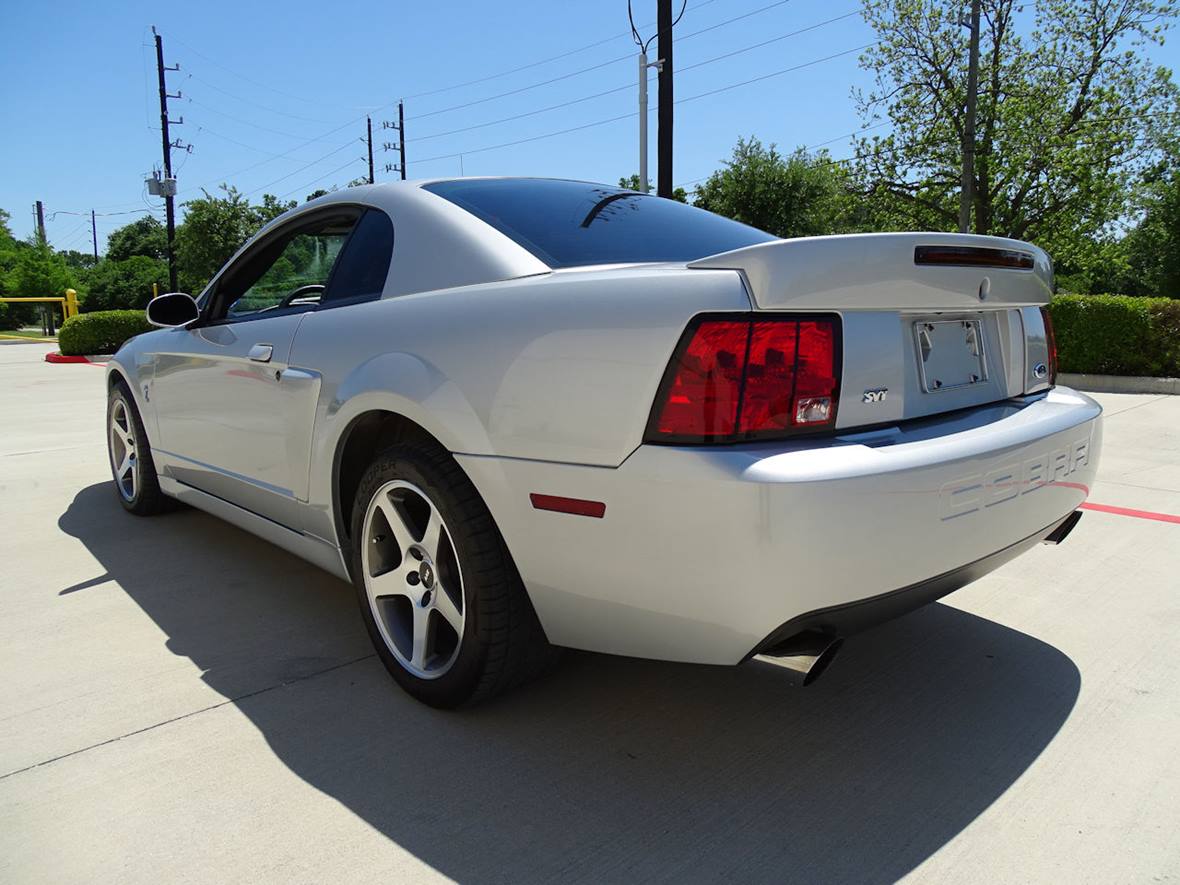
1040 306 1057 386
649 315 841 443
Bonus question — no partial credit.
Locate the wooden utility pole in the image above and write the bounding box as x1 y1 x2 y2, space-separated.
366 117 375 184
959 0 981 234
91 210 99 260
398 102 406 180
154 29 180 290
656 0 674 199
34 201 46 243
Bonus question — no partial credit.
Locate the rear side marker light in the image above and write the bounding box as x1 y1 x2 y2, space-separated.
530 493 606 518
1040 306 1058 386
647 314 841 444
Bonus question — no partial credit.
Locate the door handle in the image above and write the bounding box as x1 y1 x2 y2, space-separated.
248 343 274 363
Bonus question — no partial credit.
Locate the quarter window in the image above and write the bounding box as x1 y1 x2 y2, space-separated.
321 209 395 305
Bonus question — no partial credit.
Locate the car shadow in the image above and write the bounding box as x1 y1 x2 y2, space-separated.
59 482 1081 883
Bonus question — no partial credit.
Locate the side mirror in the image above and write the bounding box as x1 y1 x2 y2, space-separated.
146 292 200 328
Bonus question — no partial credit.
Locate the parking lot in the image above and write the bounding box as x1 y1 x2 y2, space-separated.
1 338 1177 883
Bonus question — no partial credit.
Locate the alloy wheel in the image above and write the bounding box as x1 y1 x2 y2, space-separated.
361 479 466 679
109 398 138 502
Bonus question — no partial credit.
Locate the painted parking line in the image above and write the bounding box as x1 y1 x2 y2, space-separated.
1081 502 1180 525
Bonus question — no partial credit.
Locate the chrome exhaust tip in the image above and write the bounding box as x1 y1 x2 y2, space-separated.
753 630 843 687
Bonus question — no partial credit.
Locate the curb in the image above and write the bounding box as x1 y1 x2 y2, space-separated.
45 352 110 365
1060 372 1180 395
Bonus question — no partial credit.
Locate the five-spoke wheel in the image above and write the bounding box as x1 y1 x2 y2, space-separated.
361 479 466 679
109 397 139 502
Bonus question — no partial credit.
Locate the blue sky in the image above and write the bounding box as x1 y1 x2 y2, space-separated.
1 0 1176 252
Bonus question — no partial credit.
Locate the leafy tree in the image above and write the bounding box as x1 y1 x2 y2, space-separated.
174 187 295 294
853 0 1180 258
106 215 167 262
1123 167 1180 297
306 189 331 202
617 175 688 202
82 256 169 312
693 138 859 237
9 237 75 325
60 250 99 272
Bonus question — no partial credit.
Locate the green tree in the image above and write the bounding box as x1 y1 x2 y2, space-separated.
82 256 169 312
617 175 688 202
9 237 74 326
174 187 294 294
60 250 99 272
106 215 167 262
853 0 1179 258
693 138 858 237
1123 167 1180 297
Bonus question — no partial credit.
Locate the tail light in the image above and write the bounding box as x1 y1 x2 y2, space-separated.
646 314 841 443
1040 306 1057 386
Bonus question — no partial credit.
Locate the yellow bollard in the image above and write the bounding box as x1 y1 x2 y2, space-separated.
65 288 79 319
153 282 159 300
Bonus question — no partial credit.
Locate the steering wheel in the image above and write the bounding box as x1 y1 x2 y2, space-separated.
277 284 325 309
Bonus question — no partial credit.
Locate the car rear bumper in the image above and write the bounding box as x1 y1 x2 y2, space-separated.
457 387 1102 665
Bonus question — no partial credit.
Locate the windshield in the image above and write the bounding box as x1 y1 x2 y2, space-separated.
423 178 777 269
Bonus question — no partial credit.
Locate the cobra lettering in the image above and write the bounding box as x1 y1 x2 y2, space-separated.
938 437 1090 520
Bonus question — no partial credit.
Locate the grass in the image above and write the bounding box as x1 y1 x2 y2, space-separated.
0 327 57 341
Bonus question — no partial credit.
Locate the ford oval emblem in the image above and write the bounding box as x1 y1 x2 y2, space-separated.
1033 362 1048 379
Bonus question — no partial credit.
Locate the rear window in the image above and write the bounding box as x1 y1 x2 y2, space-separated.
423 178 776 269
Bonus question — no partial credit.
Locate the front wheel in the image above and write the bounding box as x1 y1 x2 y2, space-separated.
107 381 171 516
350 442 554 707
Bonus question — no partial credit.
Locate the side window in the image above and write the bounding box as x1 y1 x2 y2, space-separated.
215 214 358 321
321 210 395 306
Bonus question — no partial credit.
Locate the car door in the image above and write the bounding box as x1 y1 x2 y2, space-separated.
150 208 362 529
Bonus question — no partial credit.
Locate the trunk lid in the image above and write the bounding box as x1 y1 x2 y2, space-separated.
689 232 1054 429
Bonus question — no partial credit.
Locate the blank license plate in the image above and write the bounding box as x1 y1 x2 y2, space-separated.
914 319 987 392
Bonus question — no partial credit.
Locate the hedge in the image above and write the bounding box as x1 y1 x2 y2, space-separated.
58 310 152 356
1049 294 1180 378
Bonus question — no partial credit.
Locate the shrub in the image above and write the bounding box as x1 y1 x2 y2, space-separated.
1049 294 1180 377
58 310 152 356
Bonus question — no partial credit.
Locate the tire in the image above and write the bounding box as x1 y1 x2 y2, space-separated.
107 380 172 516
350 441 555 708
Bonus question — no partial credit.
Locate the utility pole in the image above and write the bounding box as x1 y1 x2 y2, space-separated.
959 0 981 234
637 51 663 193
366 116 375 184
34 201 46 244
154 28 182 290
381 101 407 180
91 210 99 261
398 102 406 180
656 0 674 199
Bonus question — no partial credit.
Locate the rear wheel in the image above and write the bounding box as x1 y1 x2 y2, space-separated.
107 382 171 516
350 442 554 707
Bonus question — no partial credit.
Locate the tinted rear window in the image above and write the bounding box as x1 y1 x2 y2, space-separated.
423 178 776 269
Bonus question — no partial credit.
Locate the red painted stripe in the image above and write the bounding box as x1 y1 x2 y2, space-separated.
1081 502 1180 525
44 352 106 366
530 493 606 519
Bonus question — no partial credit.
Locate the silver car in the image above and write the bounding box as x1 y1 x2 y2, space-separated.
106 178 1102 707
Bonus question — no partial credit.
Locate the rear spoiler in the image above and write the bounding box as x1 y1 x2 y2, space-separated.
688 232 1053 311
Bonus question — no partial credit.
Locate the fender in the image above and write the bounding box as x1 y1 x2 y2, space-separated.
303 350 494 543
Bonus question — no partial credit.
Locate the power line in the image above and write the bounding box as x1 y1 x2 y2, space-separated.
184 72 339 124
276 157 369 200
409 0 802 122
415 9 863 143
416 42 871 165
242 140 363 197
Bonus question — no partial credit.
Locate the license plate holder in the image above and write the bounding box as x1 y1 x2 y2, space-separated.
914 319 987 392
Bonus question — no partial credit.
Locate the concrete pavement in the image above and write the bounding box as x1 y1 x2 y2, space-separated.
1 339 1178 883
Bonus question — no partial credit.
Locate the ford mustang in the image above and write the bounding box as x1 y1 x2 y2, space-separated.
105 178 1102 707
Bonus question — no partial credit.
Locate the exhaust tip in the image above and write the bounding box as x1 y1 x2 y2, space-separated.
1043 509 1083 545
753 631 843 687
